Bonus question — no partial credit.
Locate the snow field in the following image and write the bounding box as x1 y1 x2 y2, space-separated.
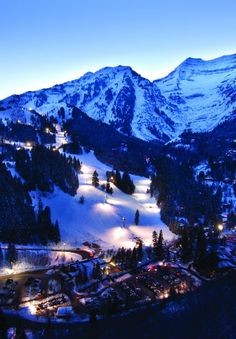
42 150 174 248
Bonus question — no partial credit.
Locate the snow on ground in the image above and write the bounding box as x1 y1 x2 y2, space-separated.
42 150 174 249
0 249 82 275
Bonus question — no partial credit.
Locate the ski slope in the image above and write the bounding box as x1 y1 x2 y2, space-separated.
42 150 174 249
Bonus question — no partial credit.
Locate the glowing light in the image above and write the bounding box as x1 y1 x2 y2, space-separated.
28 303 37 315
45 128 50 133
80 184 92 193
2 268 14 275
106 198 128 206
113 227 127 240
218 224 223 232
94 203 115 214
26 142 32 148
160 290 169 299
136 179 150 186
133 193 149 201
80 164 92 175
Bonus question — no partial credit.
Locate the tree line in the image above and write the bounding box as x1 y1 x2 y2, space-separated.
0 162 60 244
15 145 80 195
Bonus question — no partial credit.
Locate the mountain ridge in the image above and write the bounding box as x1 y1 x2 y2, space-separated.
0 53 235 141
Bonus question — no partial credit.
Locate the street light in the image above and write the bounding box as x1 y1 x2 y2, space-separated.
122 217 126 228
217 224 223 232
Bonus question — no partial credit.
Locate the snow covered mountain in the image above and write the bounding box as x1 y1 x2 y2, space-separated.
154 54 236 135
0 53 235 141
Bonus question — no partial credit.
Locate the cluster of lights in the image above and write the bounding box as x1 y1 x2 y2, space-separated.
159 290 169 299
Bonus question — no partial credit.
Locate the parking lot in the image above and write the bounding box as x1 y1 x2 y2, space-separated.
81 265 198 315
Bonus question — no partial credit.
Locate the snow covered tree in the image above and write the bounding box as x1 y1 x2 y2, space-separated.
92 170 99 188
134 209 140 225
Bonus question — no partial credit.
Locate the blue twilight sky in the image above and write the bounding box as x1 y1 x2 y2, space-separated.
0 0 235 99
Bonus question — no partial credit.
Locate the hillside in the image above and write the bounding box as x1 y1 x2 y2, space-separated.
41 149 174 248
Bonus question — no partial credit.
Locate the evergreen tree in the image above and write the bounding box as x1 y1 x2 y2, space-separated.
134 209 140 225
53 221 61 244
121 172 135 195
92 170 99 187
125 248 132 269
115 170 122 188
105 182 113 194
131 247 138 267
227 211 236 229
92 263 97 279
152 230 158 259
194 228 207 270
79 195 85 204
6 243 18 266
0 244 3 266
180 227 193 263
83 265 88 282
136 239 143 262
120 247 126 269
37 206 58 244
92 263 102 280
156 230 164 260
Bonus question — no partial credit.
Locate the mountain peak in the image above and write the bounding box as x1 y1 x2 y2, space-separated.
0 53 235 143
176 53 236 72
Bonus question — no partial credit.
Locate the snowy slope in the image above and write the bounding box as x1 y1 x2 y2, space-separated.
41 150 174 248
0 67 176 141
0 53 235 141
155 54 236 134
